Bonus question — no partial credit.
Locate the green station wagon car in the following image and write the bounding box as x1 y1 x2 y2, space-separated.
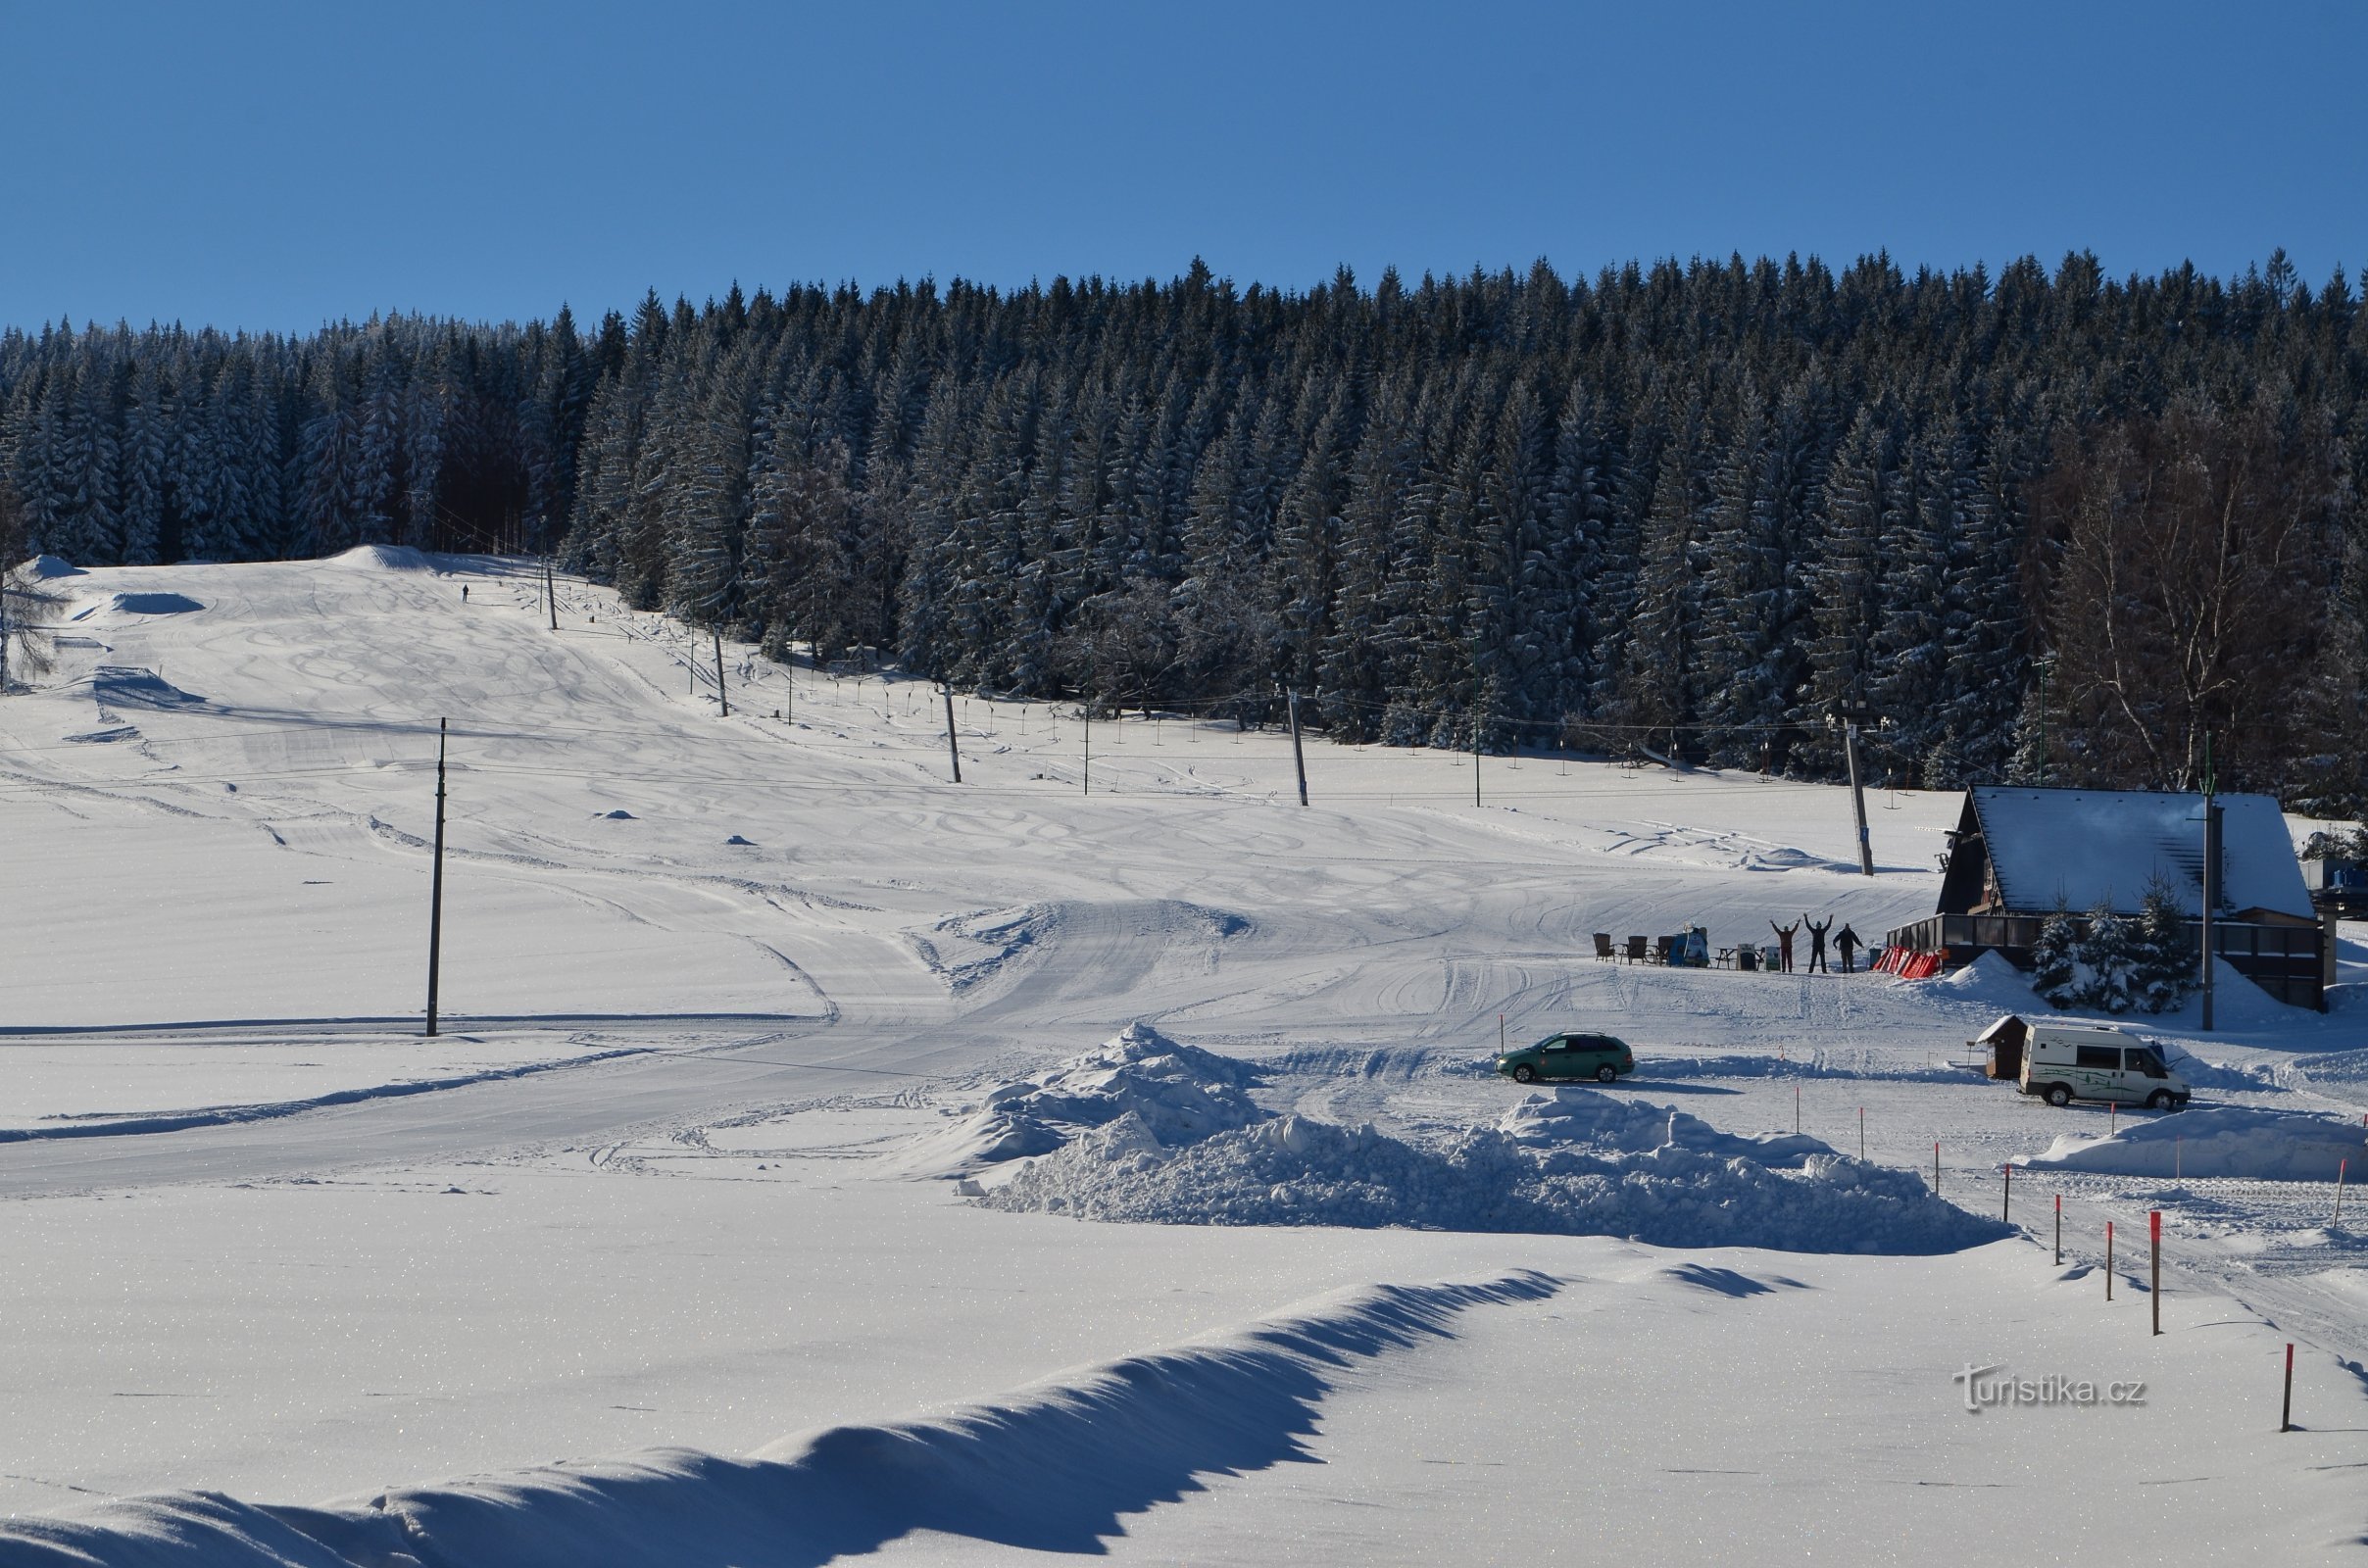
1496 1032 1635 1085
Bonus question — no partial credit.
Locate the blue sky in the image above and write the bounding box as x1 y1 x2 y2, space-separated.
2 1 2360 331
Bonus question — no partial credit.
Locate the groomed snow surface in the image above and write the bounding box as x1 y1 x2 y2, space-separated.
0 551 2362 1563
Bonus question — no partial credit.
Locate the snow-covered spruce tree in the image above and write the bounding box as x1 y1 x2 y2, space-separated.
2130 875 2195 1013
2028 899 2080 1005
2070 900 2138 1014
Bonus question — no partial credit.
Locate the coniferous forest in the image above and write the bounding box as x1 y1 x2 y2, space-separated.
4 252 2365 807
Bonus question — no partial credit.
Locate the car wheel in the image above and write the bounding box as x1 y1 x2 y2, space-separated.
1512 1064 1536 1084
2045 1083 2073 1108
1595 1064 1618 1084
2146 1090 2172 1110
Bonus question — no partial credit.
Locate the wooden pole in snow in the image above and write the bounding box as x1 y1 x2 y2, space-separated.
426 717 447 1038
2282 1343 2294 1432
713 631 728 718
943 687 962 784
1287 688 1309 808
2150 1210 2162 1336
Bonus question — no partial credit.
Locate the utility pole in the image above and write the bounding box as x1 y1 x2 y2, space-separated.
943 685 962 783
1287 688 1309 807
713 630 728 718
2036 657 2051 787
1834 708 1879 876
425 717 448 1038
2200 733 2219 1032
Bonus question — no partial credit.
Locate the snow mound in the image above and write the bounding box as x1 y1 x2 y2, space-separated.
909 904 1054 993
329 543 435 570
91 665 206 711
23 554 82 578
598 808 637 820
981 1081 2002 1254
1930 950 2031 1002
1501 1090 1830 1165
894 1023 1266 1177
2020 1105 2367 1181
0 1274 1555 1567
82 590 205 616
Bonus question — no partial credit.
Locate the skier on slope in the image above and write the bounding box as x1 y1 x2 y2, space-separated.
1769 918 1799 972
1802 914 1831 974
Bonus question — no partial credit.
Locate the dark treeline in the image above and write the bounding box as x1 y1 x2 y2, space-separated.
5 252 2364 806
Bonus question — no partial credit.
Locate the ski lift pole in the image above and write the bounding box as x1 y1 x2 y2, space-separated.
1832 708 1879 876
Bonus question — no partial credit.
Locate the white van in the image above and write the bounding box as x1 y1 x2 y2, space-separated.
2017 1023 2191 1110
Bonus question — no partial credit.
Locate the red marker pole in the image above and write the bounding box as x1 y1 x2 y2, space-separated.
2282 1343 2295 1433
2105 1221 2115 1300
2150 1210 2162 1336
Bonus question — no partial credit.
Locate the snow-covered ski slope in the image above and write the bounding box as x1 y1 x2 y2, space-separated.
0 550 2362 1563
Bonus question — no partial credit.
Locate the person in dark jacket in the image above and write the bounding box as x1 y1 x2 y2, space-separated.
1835 922 1861 974
1769 918 1799 972
1803 914 1831 974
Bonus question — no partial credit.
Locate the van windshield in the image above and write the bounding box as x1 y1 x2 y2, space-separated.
2131 1048 2168 1078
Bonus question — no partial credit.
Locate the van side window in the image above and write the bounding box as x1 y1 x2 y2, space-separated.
2075 1046 2122 1070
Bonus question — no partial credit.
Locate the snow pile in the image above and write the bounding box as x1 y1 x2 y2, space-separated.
1929 950 2037 1006
2020 1105 2367 1181
0 1274 1556 1568
981 1075 2003 1254
76 589 204 616
1500 1090 1830 1165
895 1023 1267 1176
329 543 435 571
23 553 82 577
91 664 207 710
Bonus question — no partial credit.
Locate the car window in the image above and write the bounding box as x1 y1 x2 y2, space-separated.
2132 1048 2168 1078
2074 1046 2121 1070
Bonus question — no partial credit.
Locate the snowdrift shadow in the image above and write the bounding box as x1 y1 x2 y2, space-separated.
0 1275 1557 1568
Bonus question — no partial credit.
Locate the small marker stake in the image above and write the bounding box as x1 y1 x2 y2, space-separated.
2001 1161 2012 1223
2106 1221 2114 1300
1796 1084 1801 1135
1858 1105 1865 1160
2054 1193 2062 1265
2282 1343 2295 1432
2337 1158 2349 1228
2150 1210 2162 1336
1934 1141 1941 1197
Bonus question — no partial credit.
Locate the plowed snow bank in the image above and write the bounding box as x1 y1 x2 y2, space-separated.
2020 1104 2367 1181
964 1032 2003 1253
0 1274 1555 1568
